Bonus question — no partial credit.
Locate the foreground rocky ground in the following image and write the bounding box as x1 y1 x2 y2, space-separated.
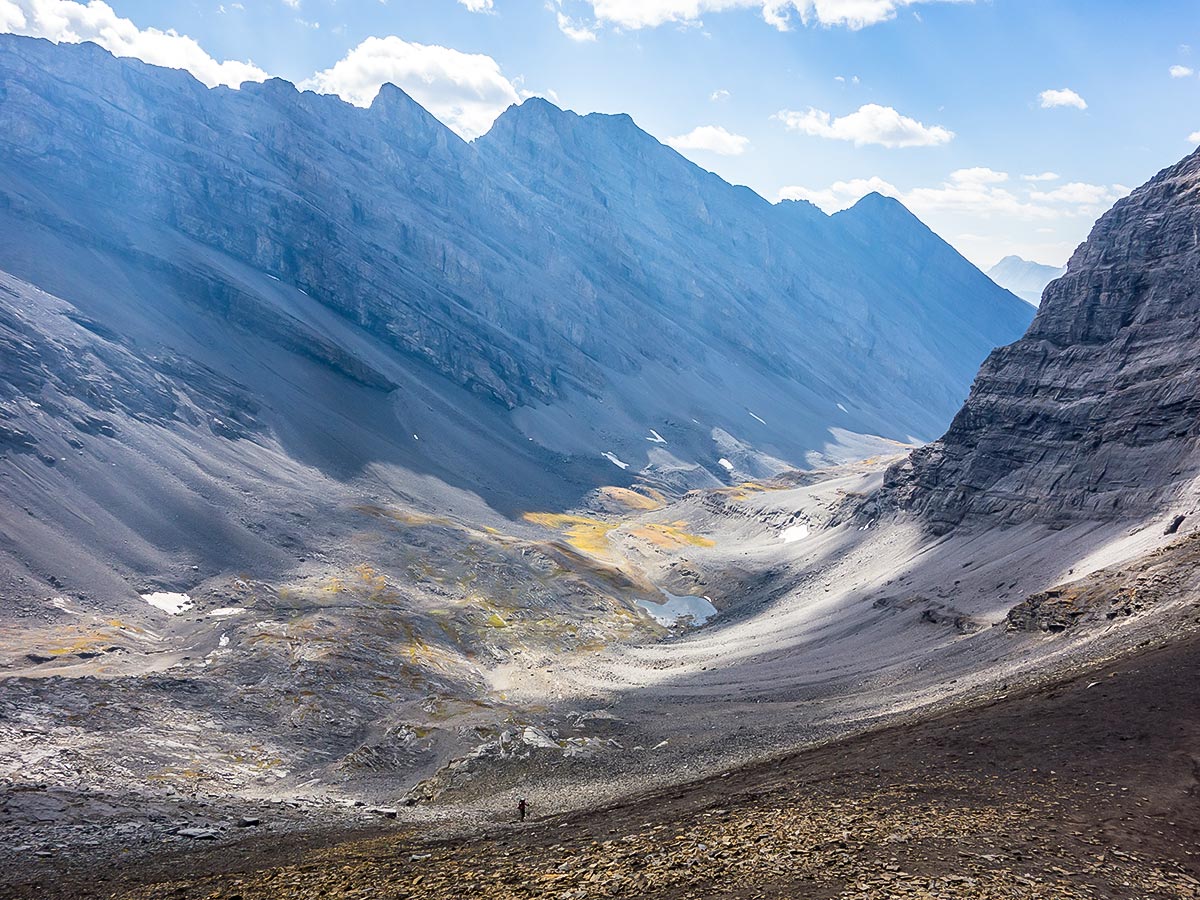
10 624 1199 900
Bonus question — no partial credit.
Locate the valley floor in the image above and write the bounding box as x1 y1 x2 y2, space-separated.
12 626 1200 900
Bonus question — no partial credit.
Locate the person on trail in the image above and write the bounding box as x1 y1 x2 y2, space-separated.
518 798 527 822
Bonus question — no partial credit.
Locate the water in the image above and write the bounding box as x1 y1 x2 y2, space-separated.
637 589 718 627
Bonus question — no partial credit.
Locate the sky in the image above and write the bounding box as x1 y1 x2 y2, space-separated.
1 0 1198 269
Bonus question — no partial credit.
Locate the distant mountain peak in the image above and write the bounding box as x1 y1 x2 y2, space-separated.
986 255 1066 306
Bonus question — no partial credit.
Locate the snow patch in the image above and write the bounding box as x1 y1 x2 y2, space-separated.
781 523 810 544
749 411 767 425
140 592 193 615
647 429 667 444
208 608 245 618
718 458 734 472
837 403 848 413
603 451 630 470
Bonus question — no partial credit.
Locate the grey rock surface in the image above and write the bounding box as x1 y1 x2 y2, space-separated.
878 148 1200 531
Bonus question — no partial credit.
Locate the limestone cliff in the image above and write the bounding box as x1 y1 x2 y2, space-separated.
878 148 1200 531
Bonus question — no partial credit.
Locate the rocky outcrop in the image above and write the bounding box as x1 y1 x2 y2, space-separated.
878 148 1200 531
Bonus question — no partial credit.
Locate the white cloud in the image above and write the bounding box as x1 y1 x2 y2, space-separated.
0 0 268 87
949 166 1007 185
774 103 953 148
710 88 730 101
1189 130 1200 144
781 169 1129 223
905 173 1048 219
579 0 970 32
778 168 1125 269
458 0 494 10
1169 64 1194 78
301 36 520 139
1039 88 1087 110
777 175 899 208
281 0 299 7
666 124 750 155
1028 182 1128 205
1021 172 1060 182
556 11 598 40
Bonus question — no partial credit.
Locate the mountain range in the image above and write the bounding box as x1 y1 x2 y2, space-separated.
0 33 1031 601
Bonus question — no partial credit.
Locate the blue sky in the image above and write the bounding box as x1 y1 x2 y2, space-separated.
2 0 1198 268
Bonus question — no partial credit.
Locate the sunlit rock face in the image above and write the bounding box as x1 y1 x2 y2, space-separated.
878 148 1200 531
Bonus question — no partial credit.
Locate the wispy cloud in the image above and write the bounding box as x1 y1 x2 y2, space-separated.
556 12 598 40
572 0 972 32
779 168 1130 223
775 103 953 148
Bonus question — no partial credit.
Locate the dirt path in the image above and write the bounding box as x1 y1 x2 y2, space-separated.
11 629 1200 899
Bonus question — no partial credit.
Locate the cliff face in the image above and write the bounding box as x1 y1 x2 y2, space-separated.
0 36 1029 471
879 148 1200 531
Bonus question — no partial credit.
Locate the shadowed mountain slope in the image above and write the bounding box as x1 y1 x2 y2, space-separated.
0 33 1031 598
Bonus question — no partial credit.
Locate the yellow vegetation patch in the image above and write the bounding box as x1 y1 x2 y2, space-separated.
354 564 388 594
522 512 617 556
630 523 716 549
712 481 772 501
353 504 452 528
597 486 666 511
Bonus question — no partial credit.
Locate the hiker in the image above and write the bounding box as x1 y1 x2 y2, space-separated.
518 798 527 822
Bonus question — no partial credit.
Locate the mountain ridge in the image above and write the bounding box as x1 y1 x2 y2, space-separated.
0 32 1030 600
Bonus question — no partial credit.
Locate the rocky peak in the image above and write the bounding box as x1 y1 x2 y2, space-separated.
876 147 1200 531
369 81 466 159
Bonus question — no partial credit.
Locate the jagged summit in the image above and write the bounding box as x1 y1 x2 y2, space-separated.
480 95 670 169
